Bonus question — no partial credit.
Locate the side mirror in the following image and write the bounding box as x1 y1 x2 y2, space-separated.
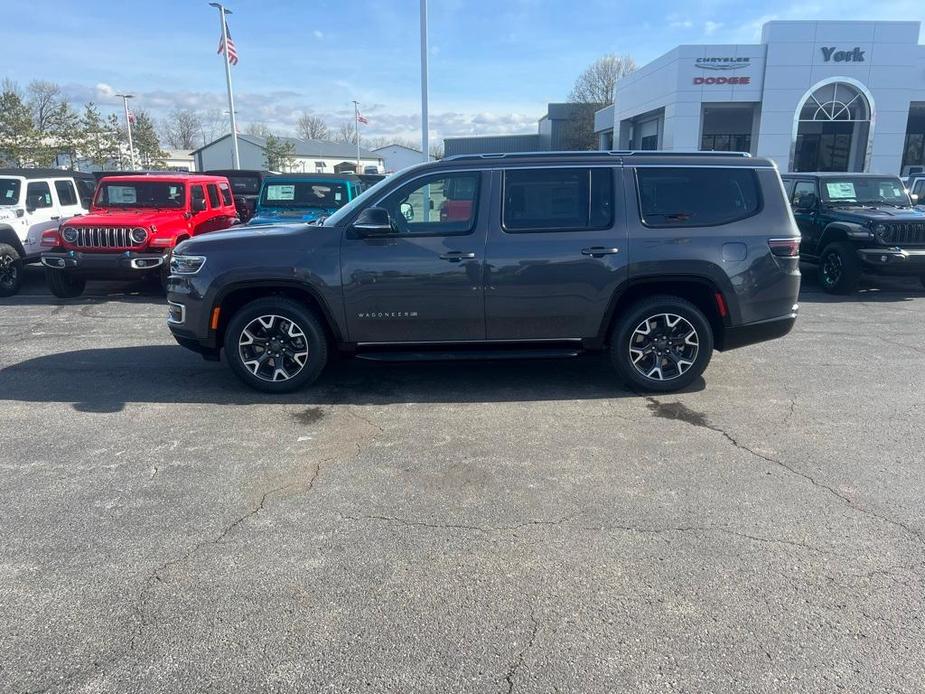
191 198 207 213
795 192 817 211
352 206 394 236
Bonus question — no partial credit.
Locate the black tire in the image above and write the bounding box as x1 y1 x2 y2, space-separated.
0 243 23 297
610 296 714 393
818 241 861 294
45 268 86 298
223 297 328 393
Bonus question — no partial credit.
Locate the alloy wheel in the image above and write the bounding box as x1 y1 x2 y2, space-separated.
0 254 18 290
821 251 842 288
238 314 310 382
628 313 699 381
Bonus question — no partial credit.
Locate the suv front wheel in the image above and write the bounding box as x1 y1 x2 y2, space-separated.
45 268 86 298
610 296 714 392
224 298 328 393
0 243 23 297
818 241 861 294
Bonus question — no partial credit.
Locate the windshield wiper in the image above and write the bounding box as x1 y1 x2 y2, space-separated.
857 200 906 208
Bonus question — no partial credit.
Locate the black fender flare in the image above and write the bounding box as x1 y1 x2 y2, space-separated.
0 225 26 257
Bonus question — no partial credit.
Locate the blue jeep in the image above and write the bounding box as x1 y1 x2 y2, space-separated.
249 174 365 225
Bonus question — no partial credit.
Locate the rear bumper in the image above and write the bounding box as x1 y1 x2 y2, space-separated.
857 247 925 275
41 250 166 276
719 307 798 351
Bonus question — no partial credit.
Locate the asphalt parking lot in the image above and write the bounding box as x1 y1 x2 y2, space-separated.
1 265 924 693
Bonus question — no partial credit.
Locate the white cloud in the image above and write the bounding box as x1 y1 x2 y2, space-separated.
313 30 324 40
703 21 722 36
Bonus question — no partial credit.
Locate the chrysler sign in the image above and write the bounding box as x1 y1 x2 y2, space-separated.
695 57 751 71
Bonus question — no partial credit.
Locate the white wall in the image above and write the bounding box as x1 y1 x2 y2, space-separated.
195 138 383 173
372 145 426 173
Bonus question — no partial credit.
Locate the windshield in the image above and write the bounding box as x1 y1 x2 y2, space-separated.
322 175 393 226
821 177 911 206
260 182 349 210
95 181 186 208
226 175 261 195
0 178 21 206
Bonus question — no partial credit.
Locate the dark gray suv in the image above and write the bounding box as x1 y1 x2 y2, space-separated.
166 151 800 393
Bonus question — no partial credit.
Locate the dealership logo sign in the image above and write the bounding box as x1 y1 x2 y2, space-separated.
693 76 751 86
820 47 865 62
695 57 751 71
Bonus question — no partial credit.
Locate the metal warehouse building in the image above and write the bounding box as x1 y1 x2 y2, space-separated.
594 20 925 175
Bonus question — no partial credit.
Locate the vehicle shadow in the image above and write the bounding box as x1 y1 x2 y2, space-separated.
0 345 704 412
798 263 924 304
1 266 165 307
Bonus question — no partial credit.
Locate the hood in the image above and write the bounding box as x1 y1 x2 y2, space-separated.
62 208 178 228
175 222 325 254
249 206 337 226
825 204 925 222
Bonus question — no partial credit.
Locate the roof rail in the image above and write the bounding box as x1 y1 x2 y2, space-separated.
443 150 751 162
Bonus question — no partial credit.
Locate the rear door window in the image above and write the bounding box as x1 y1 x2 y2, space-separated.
26 181 54 209
636 167 761 227
502 168 613 232
206 184 221 208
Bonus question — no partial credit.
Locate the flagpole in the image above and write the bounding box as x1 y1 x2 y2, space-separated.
115 93 136 170
211 2 239 169
353 100 360 171
420 0 429 163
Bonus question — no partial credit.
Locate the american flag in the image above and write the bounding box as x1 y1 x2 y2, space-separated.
357 113 368 125
217 19 238 65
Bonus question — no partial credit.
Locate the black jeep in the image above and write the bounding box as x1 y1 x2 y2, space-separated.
167 151 801 394
781 173 925 293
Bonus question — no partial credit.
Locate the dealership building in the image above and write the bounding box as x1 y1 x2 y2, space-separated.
595 21 925 175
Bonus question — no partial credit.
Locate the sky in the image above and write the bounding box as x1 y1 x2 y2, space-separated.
1 0 922 145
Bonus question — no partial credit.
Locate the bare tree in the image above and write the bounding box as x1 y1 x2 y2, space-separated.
161 108 202 149
296 112 329 141
27 80 63 134
429 143 444 160
198 108 226 146
336 121 359 145
568 54 636 105
245 122 272 138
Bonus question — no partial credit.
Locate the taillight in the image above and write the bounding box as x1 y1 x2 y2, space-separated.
768 238 800 257
41 229 61 247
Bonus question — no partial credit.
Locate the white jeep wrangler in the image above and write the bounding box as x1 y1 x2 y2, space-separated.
0 169 91 296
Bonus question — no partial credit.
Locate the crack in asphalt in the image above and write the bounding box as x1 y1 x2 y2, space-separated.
502 608 539 694
645 398 925 551
337 512 578 534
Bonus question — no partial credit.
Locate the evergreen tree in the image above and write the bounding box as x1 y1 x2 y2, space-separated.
132 110 167 168
0 81 39 166
48 101 82 169
264 134 296 171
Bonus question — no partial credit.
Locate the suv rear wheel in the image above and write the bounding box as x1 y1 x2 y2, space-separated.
818 241 861 294
0 243 23 297
610 296 714 392
224 297 328 393
45 268 86 298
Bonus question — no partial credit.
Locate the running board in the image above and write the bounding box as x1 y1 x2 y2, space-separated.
355 347 582 362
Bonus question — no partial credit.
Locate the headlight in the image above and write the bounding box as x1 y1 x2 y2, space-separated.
170 254 207 275
62 227 79 243
130 227 148 244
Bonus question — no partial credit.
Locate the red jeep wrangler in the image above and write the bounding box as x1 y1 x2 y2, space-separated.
41 174 238 298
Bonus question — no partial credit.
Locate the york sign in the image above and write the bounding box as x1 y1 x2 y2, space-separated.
820 46 865 62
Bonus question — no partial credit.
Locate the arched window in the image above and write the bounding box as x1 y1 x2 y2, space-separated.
798 82 870 123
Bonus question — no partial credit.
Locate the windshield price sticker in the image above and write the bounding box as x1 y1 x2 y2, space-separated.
267 185 295 201
826 182 856 199
110 186 137 204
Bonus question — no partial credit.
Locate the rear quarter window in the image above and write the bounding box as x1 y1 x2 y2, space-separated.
636 167 761 228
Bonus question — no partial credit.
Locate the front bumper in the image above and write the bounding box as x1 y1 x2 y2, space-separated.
857 247 925 275
41 250 167 276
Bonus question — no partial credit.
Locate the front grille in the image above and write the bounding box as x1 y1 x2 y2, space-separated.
72 227 136 249
881 222 925 246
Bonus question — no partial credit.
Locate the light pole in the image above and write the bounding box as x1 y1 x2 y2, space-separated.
210 2 240 169
420 0 429 163
115 93 136 170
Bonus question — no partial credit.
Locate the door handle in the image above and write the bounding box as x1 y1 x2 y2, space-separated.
439 251 476 262
581 247 620 257
50 216 61 221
